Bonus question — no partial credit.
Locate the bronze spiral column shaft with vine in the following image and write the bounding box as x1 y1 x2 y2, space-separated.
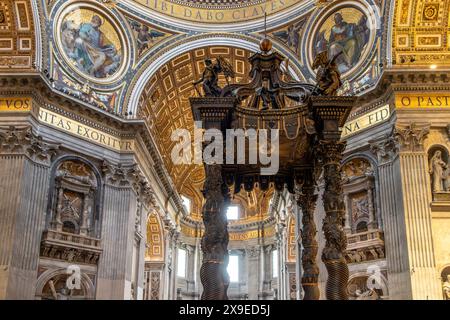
199 164 230 300
319 140 349 300
295 175 320 300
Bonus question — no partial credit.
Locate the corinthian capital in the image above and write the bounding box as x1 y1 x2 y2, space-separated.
0 126 59 165
127 165 157 207
394 122 430 152
101 160 131 187
246 246 261 258
370 135 399 164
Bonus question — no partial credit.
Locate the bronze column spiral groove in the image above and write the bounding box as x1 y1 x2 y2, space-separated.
319 140 349 300
295 173 320 300
199 163 230 300
190 38 355 300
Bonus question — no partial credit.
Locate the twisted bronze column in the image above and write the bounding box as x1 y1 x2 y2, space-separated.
295 176 320 300
200 164 230 300
319 140 349 300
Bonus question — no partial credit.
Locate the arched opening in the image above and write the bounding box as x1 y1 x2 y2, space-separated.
441 266 450 300
144 212 166 300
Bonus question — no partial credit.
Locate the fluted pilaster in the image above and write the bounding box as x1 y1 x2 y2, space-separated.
396 123 441 299
0 126 56 299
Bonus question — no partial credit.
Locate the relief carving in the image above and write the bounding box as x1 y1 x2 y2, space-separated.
150 272 161 300
370 136 398 164
394 123 430 152
342 158 373 181
246 246 261 259
0 126 59 165
52 160 97 236
42 159 102 265
443 274 450 300
38 272 94 300
351 193 369 227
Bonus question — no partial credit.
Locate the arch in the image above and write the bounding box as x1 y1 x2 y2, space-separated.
342 154 382 230
348 269 389 298
126 35 302 115
355 221 368 233
342 152 378 174
119 0 316 33
427 144 449 162
146 211 165 262
342 157 374 180
30 0 42 69
440 265 450 281
46 155 103 238
35 267 95 300
131 43 265 219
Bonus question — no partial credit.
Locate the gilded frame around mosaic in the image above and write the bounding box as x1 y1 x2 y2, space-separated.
307 1 377 79
52 1 130 86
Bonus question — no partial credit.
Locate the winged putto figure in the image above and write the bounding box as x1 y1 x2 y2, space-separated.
130 20 166 56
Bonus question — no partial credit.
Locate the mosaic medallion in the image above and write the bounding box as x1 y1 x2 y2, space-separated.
55 2 128 84
311 6 373 75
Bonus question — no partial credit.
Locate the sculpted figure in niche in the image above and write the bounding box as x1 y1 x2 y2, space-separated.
443 275 450 300
429 150 447 193
444 161 450 191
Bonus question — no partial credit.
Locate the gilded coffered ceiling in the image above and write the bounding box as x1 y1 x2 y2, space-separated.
393 0 450 66
138 46 256 219
0 0 35 72
146 214 164 261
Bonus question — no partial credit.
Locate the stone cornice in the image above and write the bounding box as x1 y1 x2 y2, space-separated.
346 69 450 124
180 214 276 235
358 69 450 102
0 75 144 132
0 125 59 166
0 75 186 220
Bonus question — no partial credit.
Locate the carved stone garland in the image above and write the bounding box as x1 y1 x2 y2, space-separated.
319 140 349 300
